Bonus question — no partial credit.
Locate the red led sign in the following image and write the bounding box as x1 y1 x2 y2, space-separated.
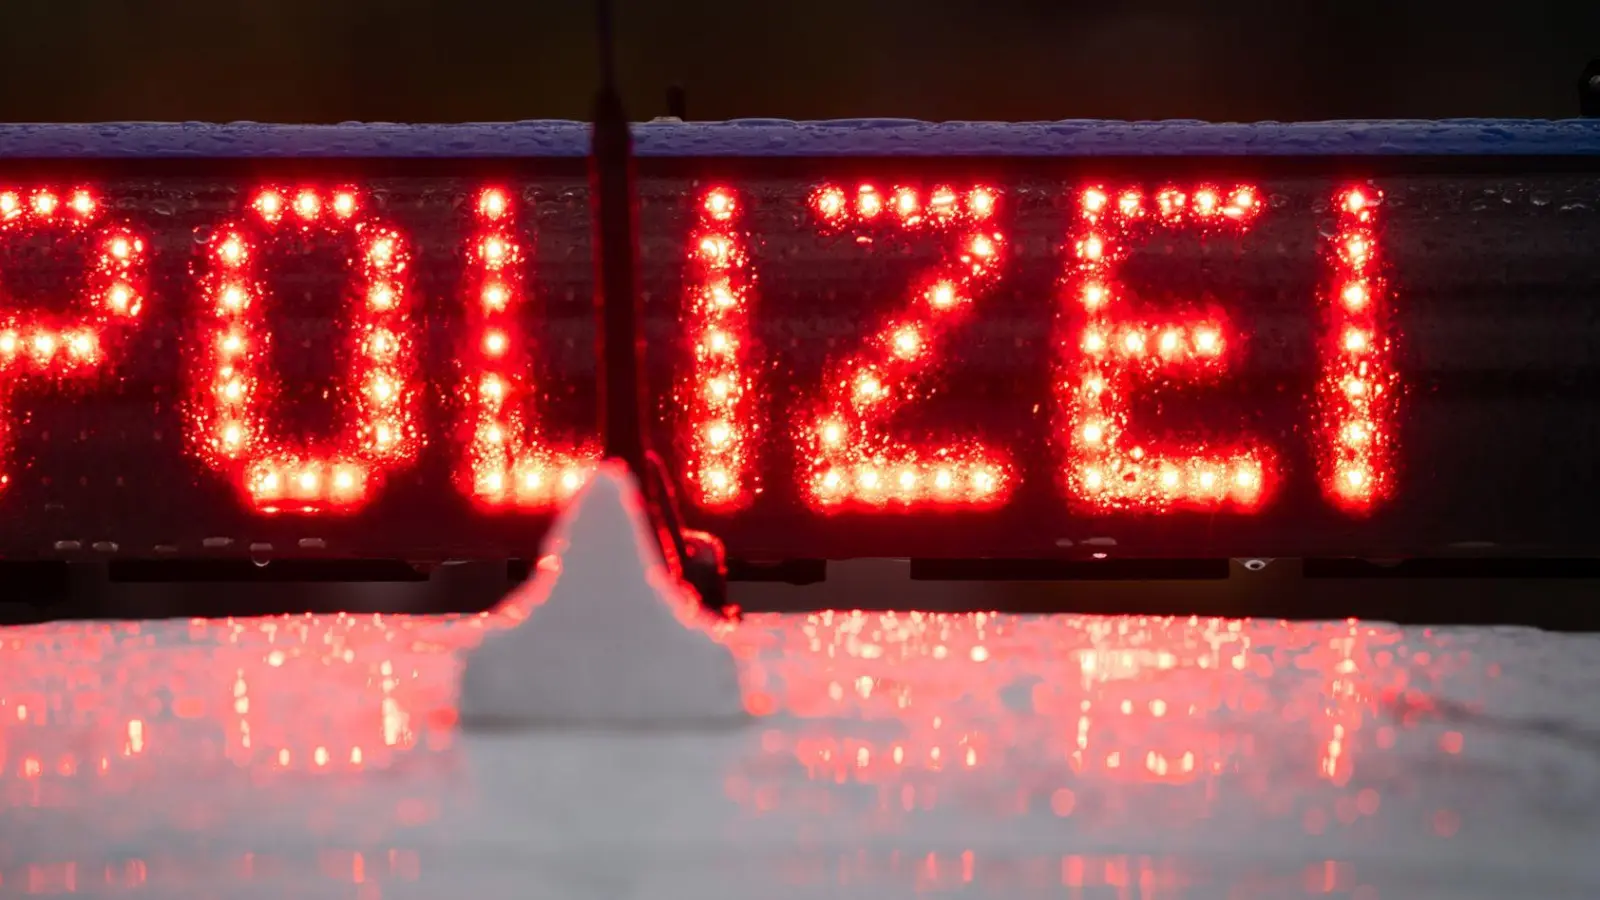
0 167 1591 561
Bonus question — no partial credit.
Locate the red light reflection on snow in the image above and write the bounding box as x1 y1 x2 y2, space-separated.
0 612 490 803
0 600 1487 894
724 612 1428 830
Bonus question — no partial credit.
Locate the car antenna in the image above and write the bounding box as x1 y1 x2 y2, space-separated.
589 0 730 612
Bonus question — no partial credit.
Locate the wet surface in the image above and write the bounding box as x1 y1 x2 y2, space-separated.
2 606 1599 898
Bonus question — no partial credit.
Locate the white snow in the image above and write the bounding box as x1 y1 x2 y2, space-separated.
0 119 1596 159
3 607 1600 897
457 462 746 730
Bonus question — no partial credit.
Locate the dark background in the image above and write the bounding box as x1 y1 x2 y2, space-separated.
0 0 1594 123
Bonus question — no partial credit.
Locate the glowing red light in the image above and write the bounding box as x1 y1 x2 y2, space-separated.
856 185 883 218
478 188 509 220
0 187 148 488
678 187 758 510
703 188 735 222
894 187 920 220
1318 186 1398 512
253 190 283 222
813 186 847 223
189 188 422 512
1058 183 1272 511
459 190 595 508
803 183 1013 509
967 187 997 218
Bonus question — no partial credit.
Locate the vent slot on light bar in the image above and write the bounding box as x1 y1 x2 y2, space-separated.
789 558 1600 629
4 556 1600 628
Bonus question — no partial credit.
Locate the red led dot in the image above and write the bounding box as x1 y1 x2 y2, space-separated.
891 325 922 359
1157 189 1185 219
803 182 1013 510
697 235 732 266
70 190 94 216
478 188 510 221
1317 187 1398 513
107 284 133 314
332 192 357 218
967 188 997 218
253 191 284 222
188 188 422 513
1057 182 1271 512
1341 282 1368 311
481 236 508 267
368 285 395 310
894 187 920 220
856 185 883 218
480 283 508 312
703 188 735 221
813 186 847 222
218 236 245 267
368 238 397 268
457 188 595 509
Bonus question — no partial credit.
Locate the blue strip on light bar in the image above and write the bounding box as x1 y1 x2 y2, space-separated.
0 119 1597 158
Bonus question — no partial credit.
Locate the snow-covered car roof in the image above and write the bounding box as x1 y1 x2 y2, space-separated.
0 119 1596 158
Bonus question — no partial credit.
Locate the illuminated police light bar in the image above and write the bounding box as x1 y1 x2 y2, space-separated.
0 118 1596 570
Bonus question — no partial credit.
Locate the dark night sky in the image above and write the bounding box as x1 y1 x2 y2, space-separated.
0 0 1594 123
